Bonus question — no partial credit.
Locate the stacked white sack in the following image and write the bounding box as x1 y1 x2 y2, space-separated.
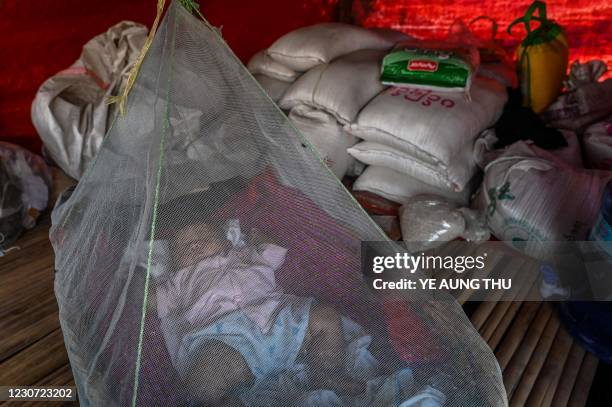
266 23 407 71
349 77 507 192
288 105 359 179
280 49 388 125
247 51 298 103
247 50 300 82
252 74 293 103
352 166 474 206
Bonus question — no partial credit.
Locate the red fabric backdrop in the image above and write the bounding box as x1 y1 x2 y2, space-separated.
0 0 609 152
354 0 612 70
0 0 338 152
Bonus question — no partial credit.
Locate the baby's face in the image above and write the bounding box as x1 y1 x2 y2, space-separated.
173 222 227 269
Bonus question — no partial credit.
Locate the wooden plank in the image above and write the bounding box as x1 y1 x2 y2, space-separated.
502 303 553 395
509 315 560 406
0 250 53 288
550 343 586 407
567 352 599 407
481 302 512 340
526 327 574 407
458 247 509 305
0 296 60 362
0 264 55 322
0 237 53 275
35 364 74 386
495 300 543 370
488 283 541 351
468 252 520 328
0 329 69 386
481 264 539 343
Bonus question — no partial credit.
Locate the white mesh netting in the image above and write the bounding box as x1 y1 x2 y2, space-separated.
50 2 507 406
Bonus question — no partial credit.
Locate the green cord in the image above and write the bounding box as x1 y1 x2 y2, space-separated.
130 6 177 406
178 0 201 14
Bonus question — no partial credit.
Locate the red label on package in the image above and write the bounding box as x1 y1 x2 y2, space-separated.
407 59 438 72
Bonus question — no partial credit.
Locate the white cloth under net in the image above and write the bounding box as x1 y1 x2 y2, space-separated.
50 2 507 406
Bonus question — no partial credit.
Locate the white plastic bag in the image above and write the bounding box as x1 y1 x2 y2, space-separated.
349 78 507 191
352 165 473 206
267 23 407 71
289 105 358 179
280 49 387 125
32 21 148 179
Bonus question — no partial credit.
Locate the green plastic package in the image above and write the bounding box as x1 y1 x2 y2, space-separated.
381 40 479 93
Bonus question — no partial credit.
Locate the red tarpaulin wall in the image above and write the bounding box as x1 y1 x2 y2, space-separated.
0 0 337 152
354 0 612 72
0 0 609 152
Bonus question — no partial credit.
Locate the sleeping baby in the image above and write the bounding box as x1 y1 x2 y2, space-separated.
155 217 363 406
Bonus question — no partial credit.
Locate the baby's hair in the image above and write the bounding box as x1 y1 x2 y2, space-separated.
157 176 246 240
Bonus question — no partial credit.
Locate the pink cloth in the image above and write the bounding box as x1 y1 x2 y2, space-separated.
156 244 290 334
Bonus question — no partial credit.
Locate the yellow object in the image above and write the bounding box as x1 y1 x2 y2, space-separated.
509 1 569 113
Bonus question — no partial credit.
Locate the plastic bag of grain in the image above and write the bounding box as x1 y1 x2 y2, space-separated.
280 49 387 124
399 195 489 252
289 105 358 178
474 140 611 259
583 116 612 170
353 166 473 206
349 77 507 191
267 23 407 71
247 51 299 82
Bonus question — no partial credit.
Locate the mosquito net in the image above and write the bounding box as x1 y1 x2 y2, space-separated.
50 2 507 405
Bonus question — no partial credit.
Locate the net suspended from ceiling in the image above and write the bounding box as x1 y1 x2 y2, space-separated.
50 2 507 405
